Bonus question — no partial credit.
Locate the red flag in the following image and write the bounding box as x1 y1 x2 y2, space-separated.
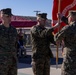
52 0 76 34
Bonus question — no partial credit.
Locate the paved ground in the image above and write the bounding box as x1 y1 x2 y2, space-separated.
17 45 63 75
17 63 61 75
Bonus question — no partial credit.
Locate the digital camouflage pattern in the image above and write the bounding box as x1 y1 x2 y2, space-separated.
30 25 55 75
0 24 17 75
55 21 76 75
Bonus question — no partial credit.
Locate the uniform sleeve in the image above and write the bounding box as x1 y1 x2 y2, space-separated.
54 25 69 41
11 26 17 36
31 26 37 34
46 28 56 45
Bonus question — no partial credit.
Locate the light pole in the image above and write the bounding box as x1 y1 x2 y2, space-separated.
34 11 41 16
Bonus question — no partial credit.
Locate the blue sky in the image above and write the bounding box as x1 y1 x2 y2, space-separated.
0 0 53 19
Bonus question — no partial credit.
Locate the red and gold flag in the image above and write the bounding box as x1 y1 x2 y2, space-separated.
52 0 76 33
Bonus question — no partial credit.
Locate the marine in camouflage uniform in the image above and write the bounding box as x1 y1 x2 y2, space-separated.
55 11 76 75
0 8 17 75
30 13 59 75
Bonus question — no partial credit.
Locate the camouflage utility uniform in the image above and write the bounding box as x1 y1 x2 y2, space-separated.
55 21 76 75
31 25 55 75
0 24 17 75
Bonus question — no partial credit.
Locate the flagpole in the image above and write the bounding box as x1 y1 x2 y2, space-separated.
56 0 61 69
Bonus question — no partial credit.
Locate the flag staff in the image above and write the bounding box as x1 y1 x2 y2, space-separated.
56 0 61 69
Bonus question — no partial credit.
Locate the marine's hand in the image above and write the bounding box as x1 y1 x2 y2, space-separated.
56 40 61 46
57 12 63 19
